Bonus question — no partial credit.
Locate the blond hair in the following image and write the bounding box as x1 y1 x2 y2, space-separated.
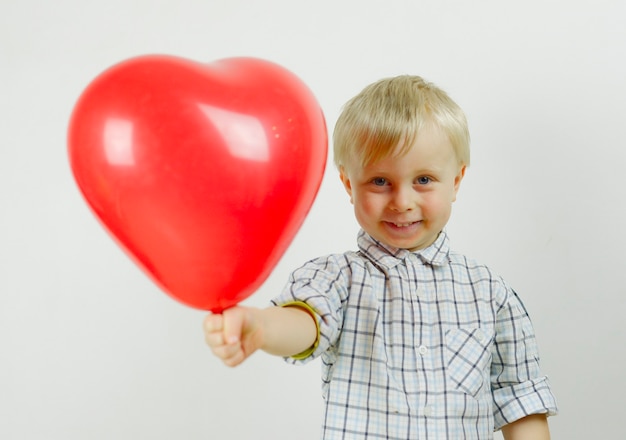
333 75 470 169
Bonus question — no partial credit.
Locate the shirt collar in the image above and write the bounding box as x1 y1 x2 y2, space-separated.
357 229 450 270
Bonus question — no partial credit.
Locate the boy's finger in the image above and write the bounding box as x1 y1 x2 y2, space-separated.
203 313 223 333
211 341 241 359
205 330 226 348
222 308 245 344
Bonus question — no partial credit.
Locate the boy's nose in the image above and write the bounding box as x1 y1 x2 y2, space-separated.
390 186 417 212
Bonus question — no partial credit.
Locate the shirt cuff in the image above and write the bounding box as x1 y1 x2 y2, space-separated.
280 301 321 361
493 376 559 430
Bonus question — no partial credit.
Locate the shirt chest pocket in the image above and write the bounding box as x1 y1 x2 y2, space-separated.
444 328 492 398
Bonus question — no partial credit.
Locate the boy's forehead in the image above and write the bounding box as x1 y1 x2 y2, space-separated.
351 133 457 174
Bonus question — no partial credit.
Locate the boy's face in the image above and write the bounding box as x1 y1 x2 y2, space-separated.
340 124 465 251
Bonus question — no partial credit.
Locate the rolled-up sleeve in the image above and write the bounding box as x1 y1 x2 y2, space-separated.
271 254 351 364
490 288 558 430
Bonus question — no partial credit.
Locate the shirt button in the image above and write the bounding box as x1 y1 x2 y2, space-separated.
418 345 428 355
423 405 433 417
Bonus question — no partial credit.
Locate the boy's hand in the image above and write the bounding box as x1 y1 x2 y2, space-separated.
204 306 263 367
204 305 317 365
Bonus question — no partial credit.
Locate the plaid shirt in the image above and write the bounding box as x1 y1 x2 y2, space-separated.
272 230 557 439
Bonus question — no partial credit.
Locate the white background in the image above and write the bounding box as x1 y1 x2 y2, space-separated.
2 1 625 438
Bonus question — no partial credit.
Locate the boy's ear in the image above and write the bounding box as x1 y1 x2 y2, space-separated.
452 165 466 201
339 166 354 203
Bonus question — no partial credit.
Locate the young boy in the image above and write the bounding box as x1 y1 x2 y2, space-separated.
204 76 557 439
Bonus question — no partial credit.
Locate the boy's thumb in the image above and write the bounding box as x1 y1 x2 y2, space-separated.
222 307 244 344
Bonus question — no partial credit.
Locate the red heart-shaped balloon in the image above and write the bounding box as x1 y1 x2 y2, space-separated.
68 55 327 311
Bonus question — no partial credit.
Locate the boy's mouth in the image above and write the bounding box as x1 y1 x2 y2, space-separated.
386 220 421 228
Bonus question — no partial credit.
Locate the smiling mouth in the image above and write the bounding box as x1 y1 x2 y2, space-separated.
387 221 421 228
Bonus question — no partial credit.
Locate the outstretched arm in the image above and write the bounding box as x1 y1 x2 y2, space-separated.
204 305 317 367
501 414 550 440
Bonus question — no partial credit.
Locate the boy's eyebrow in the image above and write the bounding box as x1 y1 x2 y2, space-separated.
363 163 447 175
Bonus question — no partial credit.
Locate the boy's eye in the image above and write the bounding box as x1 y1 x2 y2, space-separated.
372 177 387 186
416 176 431 185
